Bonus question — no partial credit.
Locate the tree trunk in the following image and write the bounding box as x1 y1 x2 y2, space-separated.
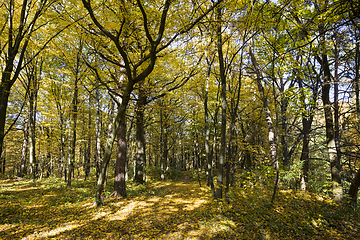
348 30 360 205
226 51 243 203
84 95 92 180
334 33 342 182
67 75 79 187
355 32 360 121
300 116 311 191
18 117 29 177
204 60 215 197
113 114 127 197
46 127 53 177
297 74 315 191
318 24 342 203
160 103 168 180
60 111 66 181
194 127 201 187
134 88 146 184
280 79 290 167
28 77 38 182
249 42 279 204
215 5 226 200
93 81 134 206
0 85 11 166
95 86 101 179
349 169 360 205
1 141 5 174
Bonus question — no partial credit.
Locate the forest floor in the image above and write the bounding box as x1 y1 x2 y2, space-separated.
1 171 360 239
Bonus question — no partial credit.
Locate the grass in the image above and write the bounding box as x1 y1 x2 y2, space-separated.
1 172 360 239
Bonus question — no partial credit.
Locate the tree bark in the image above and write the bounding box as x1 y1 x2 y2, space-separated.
84 95 92 180
355 33 360 120
0 85 11 167
28 66 39 182
279 78 290 167
215 5 226 200
134 88 146 184
18 117 29 177
349 30 360 205
95 86 101 179
226 51 243 203
113 114 127 197
205 58 215 197
160 103 168 180
249 42 279 204
60 105 66 181
67 73 79 187
318 23 343 202
93 81 133 206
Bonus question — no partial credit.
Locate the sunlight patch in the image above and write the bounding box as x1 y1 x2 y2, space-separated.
108 201 140 221
91 210 109 220
184 199 207 210
6 186 40 192
0 223 16 232
23 221 83 239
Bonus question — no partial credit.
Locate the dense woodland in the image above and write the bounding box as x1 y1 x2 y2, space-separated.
1 0 360 213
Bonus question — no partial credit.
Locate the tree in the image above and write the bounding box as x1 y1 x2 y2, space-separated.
67 39 84 187
215 3 227 201
0 0 56 162
133 87 146 184
81 0 224 205
317 22 343 203
249 41 279 204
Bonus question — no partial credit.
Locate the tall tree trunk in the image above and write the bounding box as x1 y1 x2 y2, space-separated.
355 33 360 121
113 114 127 197
67 76 79 187
334 32 342 180
84 95 92 180
349 30 360 205
60 111 66 181
318 24 342 202
95 86 101 179
46 127 53 177
103 100 115 190
134 88 146 184
93 80 133 206
28 75 38 182
300 116 311 191
298 76 314 191
160 103 168 180
280 79 290 167
18 117 29 177
205 59 215 197
226 51 243 203
249 43 279 204
195 127 201 187
215 5 226 200
212 104 219 169
0 85 10 167
0 141 5 174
